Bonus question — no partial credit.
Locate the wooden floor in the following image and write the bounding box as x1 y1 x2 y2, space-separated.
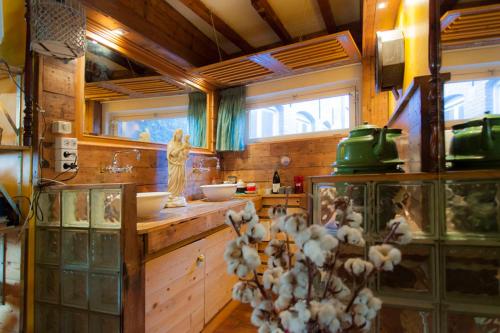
202 301 255 333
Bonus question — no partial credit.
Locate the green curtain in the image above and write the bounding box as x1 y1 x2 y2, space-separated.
188 92 207 147
216 86 246 151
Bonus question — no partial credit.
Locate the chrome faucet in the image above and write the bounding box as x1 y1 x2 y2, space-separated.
104 149 141 174
193 156 221 174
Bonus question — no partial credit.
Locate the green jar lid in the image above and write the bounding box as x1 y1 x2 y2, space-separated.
452 112 500 131
349 122 402 137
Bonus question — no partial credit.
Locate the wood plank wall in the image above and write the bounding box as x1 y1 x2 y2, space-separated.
38 56 217 199
0 233 22 333
221 135 343 193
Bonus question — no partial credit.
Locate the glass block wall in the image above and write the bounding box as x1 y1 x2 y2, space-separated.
35 188 123 333
313 177 500 332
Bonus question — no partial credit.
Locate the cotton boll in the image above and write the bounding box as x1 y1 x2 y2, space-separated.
346 211 363 229
354 314 367 328
263 267 282 293
294 228 312 248
368 296 382 311
275 293 293 311
320 234 339 252
284 213 308 237
303 240 325 266
369 244 402 271
344 258 374 278
242 201 257 221
395 222 413 245
365 308 377 320
251 301 274 327
232 281 259 304
235 263 250 278
242 245 261 271
226 210 243 226
318 302 340 332
337 226 365 247
280 302 310 333
246 222 267 242
329 276 351 301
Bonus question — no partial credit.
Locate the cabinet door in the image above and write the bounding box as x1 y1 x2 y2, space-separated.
145 238 206 333
204 227 238 323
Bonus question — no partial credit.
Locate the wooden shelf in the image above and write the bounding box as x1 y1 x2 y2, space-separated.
0 225 20 234
0 145 31 152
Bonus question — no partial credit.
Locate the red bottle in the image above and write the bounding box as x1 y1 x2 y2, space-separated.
294 176 304 194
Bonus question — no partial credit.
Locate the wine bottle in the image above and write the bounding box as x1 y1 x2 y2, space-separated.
272 170 280 194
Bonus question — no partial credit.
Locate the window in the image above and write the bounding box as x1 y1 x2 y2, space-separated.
111 115 188 144
444 77 500 121
248 92 353 140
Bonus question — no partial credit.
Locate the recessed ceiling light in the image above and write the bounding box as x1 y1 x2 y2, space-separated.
377 2 388 9
112 28 126 36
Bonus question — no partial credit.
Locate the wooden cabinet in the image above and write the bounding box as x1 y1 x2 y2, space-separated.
145 227 236 333
204 227 238 323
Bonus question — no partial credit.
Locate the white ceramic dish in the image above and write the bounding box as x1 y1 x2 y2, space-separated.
200 184 237 201
136 192 170 218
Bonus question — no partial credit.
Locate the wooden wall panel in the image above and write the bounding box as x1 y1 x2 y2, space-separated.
221 135 343 193
38 55 217 200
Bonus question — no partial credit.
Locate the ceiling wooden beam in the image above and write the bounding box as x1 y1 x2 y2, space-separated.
81 0 224 67
251 0 292 43
440 0 459 15
316 0 337 34
178 0 254 53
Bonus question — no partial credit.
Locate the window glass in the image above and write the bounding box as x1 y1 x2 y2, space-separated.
248 94 351 140
112 116 188 144
444 77 500 121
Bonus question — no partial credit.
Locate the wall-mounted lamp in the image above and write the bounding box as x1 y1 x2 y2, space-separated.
377 2 388 9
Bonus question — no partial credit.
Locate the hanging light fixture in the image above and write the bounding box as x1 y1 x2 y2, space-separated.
30 0 86 59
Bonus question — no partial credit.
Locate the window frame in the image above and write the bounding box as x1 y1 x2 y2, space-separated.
246 85 358 143
444 70 500 127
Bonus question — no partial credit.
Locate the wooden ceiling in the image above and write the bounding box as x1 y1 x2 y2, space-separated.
192 31 360 86
83 0 362 69
441 3 500 49
85 76 188 101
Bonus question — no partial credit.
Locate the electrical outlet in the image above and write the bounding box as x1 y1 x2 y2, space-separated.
55 148 77 162
54 160 78 173
55 137 77 150
52 121 72 134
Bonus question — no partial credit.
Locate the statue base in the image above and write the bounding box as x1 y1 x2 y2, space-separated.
165 195 187 208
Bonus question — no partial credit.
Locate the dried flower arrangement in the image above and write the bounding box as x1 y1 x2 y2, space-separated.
224 195 413 333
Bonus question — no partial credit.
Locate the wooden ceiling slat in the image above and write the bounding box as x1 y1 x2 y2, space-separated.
272 40 341 58
441 4 500 49
274 45 345 61
192 31 360 87
250 0 292 43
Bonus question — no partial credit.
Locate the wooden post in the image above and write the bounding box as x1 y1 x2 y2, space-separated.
23 0 33 147
427 0 446 172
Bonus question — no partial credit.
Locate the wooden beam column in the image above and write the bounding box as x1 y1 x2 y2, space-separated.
317 0 337 34
251 0 292 43
179 0 254 53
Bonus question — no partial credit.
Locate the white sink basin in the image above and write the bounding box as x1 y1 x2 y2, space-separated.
136 192 170 218
200 184 237 202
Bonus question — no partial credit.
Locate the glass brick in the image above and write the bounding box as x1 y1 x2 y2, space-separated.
61 270 88 309
445 180 500 238
62 190 90 228
91 230 120 272
91 189 122 229
90 313 121 333
37 191 61 227
36 265 60 304
61 308 89 333
62 229 89 269
36 228 60 265
36 302 60 333
90 272 121 315
446 310 500 332
376 182 435 237
444 245 500 304
379 244 435 297
379 304 434 332
314 182 368 236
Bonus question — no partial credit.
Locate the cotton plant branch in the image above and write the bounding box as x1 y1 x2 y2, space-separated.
224 196 413 333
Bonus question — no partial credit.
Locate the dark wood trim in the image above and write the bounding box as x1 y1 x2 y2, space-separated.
121 183 144 333
317 0 337 34
428 0 446 173
81 0 224 66
440 0 459 15
22 0 32 147
251 0 292 43
178 0 254 53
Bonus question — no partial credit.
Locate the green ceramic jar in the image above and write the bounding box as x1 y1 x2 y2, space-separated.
334 122 404 174
448 113 500 169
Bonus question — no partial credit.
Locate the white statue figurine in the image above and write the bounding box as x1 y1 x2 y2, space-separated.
166 129 191 207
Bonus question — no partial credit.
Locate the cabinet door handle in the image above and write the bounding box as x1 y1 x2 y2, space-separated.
196 254 205 265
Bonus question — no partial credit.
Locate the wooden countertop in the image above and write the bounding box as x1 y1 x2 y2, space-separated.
137 198 258 235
